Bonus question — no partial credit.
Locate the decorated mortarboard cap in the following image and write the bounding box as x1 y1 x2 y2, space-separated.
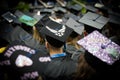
79 12 109 29
65 18 84 35
14 10 38 27
40 20 73 43
77 30 120 65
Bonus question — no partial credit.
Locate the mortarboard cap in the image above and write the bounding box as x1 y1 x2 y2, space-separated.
8 26 41 49
53 7 67 13
40 8 53 15
40 20 73 43
79 12 109 29
53 7 67 18
33 12 43 21
38 0 54 8
67 4 82 15
67 13 81 21
32 11 45 29
14 10 38 27
67 4 82 12
108 10 120 25
65 18 84 35
39 15 51 26
85 5 99 13
56 0 67 7
109 14 120 25
77 30 120 65
1 11 20 24
1 11 17 23
63 13 81 21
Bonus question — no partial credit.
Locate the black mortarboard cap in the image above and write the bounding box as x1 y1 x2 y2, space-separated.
53 7 67 13
79 12 109 30
66 18 84 35
56 0 67 7
77 30 120 65
85 5 99 13
109 14 120 25
8 26 41 49
40 8 53 15
40 20 73 43
1 11 20 24
108 10 120 25
39 15 51 26
33 12 45 29
67 4 82 12
63 13 81 21
53 7 67 18
67 4 82 15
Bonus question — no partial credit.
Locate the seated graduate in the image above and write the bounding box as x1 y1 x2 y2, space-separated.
65 18 85 61
75 30 120 80
0 10 44 49
39 19 78 80
0 20 50 80
106 23 120 45
0 38 50 80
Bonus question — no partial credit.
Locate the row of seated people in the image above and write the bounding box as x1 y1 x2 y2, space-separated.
0 11 120 80
0 0 120 79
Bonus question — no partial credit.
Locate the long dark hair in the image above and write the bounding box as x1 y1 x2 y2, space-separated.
74 54 96 80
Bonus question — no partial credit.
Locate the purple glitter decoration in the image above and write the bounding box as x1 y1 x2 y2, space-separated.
77 30 120 65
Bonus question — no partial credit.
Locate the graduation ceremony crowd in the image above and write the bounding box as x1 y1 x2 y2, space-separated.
0 0 120 80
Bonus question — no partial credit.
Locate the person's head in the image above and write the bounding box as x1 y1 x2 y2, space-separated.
45 35 65 53
67 31 79 42
75 30 120 79
66 31 83 50
39 20 73 52
65 18 85 49
74 50 113 80
45 35 65 48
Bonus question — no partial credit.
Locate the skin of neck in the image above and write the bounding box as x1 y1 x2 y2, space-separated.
45 41 64 56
